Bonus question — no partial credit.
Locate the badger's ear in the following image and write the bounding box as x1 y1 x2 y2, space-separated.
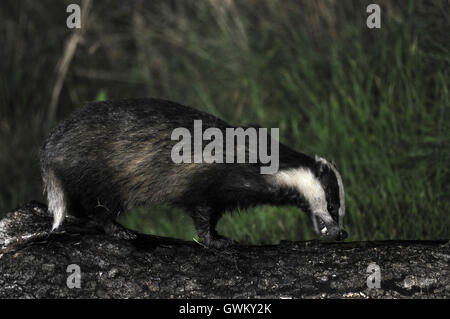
314 154 327 176
330 160 337 168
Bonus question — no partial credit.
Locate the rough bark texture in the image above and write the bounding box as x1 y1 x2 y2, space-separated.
0 201 449 299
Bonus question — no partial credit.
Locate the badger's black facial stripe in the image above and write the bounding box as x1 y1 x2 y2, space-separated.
316 164 341 224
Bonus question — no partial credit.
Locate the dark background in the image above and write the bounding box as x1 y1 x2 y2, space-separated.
0 0 448 243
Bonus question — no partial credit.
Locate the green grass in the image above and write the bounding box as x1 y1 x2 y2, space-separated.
1 0 449 243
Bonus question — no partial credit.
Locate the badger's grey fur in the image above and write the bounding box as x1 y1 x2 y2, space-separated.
40 98 347 247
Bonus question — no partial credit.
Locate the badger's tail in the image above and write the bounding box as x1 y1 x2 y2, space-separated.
42 169 67 231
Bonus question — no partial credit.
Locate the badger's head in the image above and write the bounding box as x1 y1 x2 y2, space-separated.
273 155 347 241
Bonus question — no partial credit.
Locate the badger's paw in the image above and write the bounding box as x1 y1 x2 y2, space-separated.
104 221 138 241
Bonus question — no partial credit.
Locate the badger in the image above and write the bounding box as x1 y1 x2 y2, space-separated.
40 98 347 248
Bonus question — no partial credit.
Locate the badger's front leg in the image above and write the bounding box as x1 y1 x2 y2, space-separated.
192 207 235 248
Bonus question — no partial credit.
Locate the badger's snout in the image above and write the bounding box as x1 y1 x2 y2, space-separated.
323 226 347 241
334 229 348 241
314 216 347 241
326 226 348 241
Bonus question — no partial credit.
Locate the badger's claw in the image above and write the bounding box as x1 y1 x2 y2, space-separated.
201 234 236 249
104 221 138 240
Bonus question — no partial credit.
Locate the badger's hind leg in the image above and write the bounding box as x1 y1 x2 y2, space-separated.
192 207 236 248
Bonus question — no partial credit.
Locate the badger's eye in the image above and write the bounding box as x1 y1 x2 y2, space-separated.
327 204 335 212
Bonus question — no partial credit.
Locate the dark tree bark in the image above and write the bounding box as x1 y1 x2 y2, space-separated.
0 201 448 298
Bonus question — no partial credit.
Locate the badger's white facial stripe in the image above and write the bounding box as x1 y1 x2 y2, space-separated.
274 168 325 208
272 168 331 232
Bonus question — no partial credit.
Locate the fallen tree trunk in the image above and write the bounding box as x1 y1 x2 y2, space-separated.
0 201 448 298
